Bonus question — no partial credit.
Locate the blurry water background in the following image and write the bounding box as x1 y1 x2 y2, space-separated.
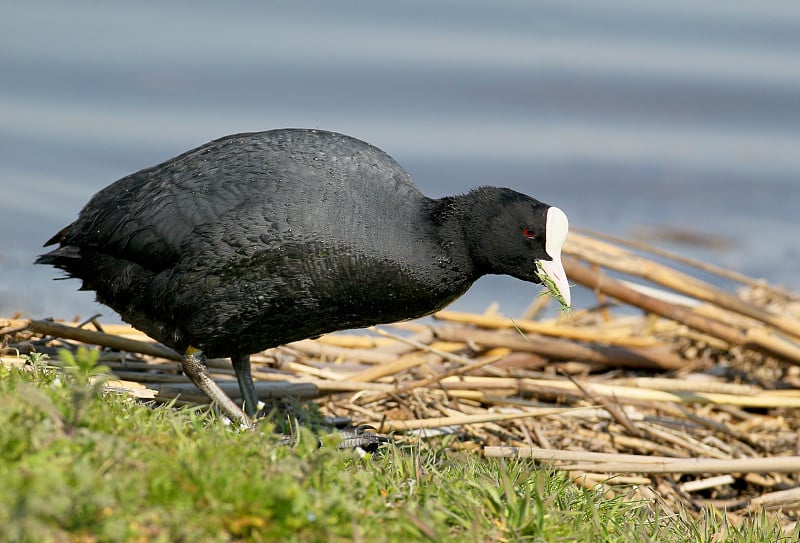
1 0 798 322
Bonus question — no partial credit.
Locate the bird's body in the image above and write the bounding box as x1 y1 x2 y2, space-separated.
38 129 570 424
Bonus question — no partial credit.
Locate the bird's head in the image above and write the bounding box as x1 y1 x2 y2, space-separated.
465 188 571 308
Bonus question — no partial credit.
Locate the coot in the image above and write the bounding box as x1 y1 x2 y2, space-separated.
37 129 570 425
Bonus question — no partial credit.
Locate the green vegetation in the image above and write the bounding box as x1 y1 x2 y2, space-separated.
0 349 794 542
534 261 571 312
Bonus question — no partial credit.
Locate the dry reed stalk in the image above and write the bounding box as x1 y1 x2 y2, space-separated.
0 356 28 368
91 323 151 336
103 379 157 399
634 421 730 459
98 358 182 371
361 352 507 404
434 310 660 347
595 475 653 486
1 320 147 338
521 291 552 320
566 375 642 437
432 325 687 370
286 339 398 365
573 428 690 458
109 371 188 383
367 326 509 382
743 473 783 490
565 232 800 339
610 377 761 396
292 378 393 393
281 359 349 380
337 402 384 420
347 352 431 382
691 303 769 331
24 319 180 360
485 447 660 463
376 407 574 432
679 475 736 493
149 380 320 402
656 403 761 447
746 488 800 512
373 329 435 355
439 389 501 402
0 319 37 335
571 227 794 299
368 326 477 366
315 334 396 349
384 321 430 333
484 447 800 473
569 472 615 498
562 259 800 363
558 458 800 475
437 376 800 408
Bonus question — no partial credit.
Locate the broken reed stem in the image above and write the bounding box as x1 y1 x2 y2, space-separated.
376 407 576 432
571 227 790 296
562 258 800 364
26 319 181 360
364 352 506 403
433 324 687 371
150 381 320 403
564 232 800 339
347 352 431 382
436 376 800 408
609 377 761 396
286 339 398 365
433 310 658 347
747 488 800 512
484 447 800 474
368 325 476 366
680 475 736 493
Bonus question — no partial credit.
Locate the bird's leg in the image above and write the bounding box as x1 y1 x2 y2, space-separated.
231 354 259 418
181 348 252 428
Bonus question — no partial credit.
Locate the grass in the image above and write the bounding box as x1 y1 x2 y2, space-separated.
534 261 571 312
0 349 795 543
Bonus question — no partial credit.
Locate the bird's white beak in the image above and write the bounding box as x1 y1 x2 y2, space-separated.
537 207 571 307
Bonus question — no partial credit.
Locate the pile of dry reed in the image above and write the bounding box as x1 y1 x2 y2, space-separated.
3 228 800 529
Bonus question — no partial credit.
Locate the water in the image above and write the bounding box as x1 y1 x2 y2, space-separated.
1 0 798 322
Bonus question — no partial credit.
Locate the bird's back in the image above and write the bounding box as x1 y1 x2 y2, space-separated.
51 130 419 267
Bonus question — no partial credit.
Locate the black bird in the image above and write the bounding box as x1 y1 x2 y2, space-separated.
37 129 570 425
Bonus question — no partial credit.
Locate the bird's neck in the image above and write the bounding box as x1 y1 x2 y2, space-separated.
425 193 489 279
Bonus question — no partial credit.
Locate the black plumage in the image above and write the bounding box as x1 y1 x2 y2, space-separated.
37 129 570 424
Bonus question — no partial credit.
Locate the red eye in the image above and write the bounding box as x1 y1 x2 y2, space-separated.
523 227 535 239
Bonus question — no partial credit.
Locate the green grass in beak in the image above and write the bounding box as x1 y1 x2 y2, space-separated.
535 261 571 311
